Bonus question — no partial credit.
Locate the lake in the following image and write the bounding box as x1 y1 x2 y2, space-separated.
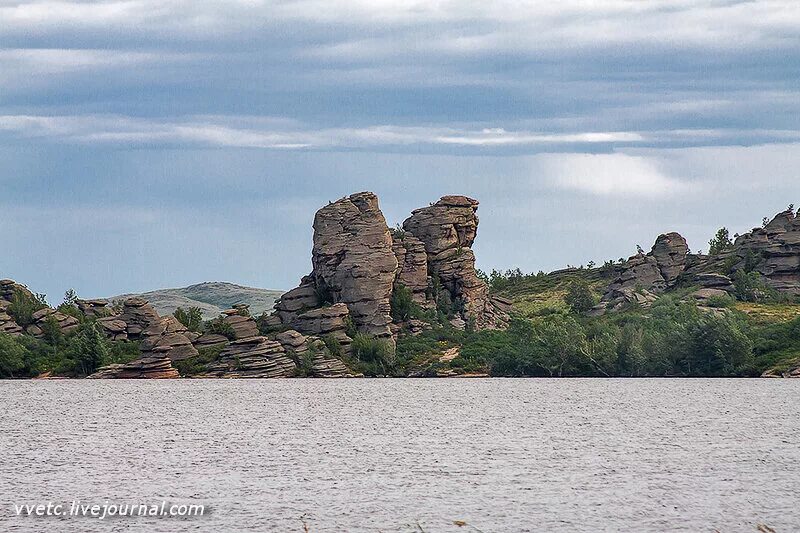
1 379 798 532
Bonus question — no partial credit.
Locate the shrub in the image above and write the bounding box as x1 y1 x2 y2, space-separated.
322 334 342 358
350 333 394 375
174 344 225 376
733 270 772 302
59 323 110 376
564 278 597 314
705 294 736 308
8 289 48 327
205 317 236 340
174 306 204 332
390 284 417 322
0 334 28 378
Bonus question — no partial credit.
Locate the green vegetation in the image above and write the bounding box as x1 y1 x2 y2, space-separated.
393 265 800 378
205 316 236 340
564 278 598 314
0 321 140 379
708 227 734 255
174 306 204 332
8 289 48 327
348 333 395 376
173 344 225 376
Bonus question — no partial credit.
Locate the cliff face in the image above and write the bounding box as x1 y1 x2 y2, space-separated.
311 192 397 339
403 195 508 329
273 192 509 343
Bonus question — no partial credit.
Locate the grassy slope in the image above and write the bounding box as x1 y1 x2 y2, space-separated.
493 267 800 377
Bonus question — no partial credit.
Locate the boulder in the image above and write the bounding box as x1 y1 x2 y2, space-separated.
198 336 297 378
222 312 260 339
76 298 111 318
88 356 179 379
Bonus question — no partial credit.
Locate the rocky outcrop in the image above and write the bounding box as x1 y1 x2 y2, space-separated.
109 298 199 361
606 233 689 295
76 299 112 318
311 192 397 339
272 192 508 340
274 329 353 377
728 209 800 294
595 233 689 314
403 196 508 329
221 308 260 339
25 308 80 337
88 356 180 379
0 280 32 336
197 336 297 378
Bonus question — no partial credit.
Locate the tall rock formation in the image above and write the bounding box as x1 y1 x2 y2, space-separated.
403 195 507 329
310 192 397 338
273 192 508 340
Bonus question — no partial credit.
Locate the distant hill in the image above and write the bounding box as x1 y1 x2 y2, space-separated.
109 282 284 320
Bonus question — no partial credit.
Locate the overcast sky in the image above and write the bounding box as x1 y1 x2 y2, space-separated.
1 0 799 302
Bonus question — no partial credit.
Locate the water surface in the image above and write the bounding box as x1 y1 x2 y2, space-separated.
1 379 798 532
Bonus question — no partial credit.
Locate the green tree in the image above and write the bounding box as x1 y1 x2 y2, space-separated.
0 334 28 377
708 227 734 255
390 284 416 322
8 289 48 327
564 278 597 314
174 306 204 332
63 323 109 376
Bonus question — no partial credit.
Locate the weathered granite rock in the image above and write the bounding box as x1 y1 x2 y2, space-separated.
88 356 179 379
602 233 689 307
193 333 229 347
274 329 352 377
692 273 735 292
109 298 199 360
76 298 111 318
311 192 397 339
274 275 320 326
139 315 199 361
589 287 659 316
97 317 128 341
0 280 31 336
729 209 800 294
198 336 297 378
222 312 260 339
651 232 689 284
403 196 508 329
392 233 431 307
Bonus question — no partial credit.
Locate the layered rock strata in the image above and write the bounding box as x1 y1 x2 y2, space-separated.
88 356 180 379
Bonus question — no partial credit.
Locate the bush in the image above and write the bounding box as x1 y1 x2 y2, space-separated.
390 284 417 322
174 307 204 332
174 344 225 376
350 333 394 376
322 334 343 358
8 289 48 327
0 334 28 378
733 270 772 302
705 294 736 308
205 317 236 340
564 278 597 314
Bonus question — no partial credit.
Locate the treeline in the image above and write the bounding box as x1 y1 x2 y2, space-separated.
0 289 139 378
395 295 796 378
